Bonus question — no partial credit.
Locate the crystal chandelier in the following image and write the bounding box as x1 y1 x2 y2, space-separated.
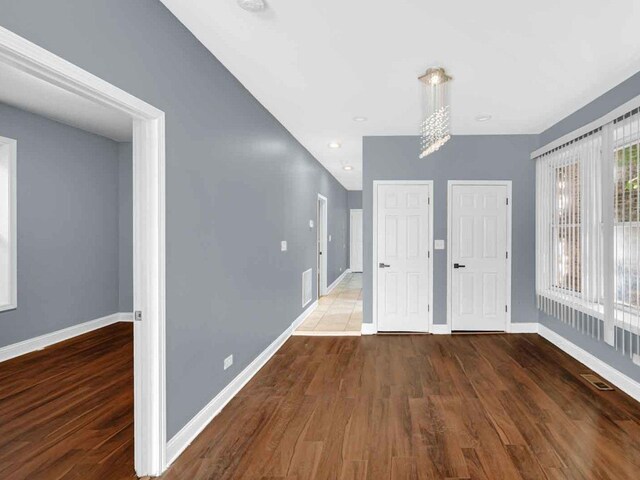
419 67 452 158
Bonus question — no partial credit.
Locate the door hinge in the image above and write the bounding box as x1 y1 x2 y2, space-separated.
428 251 431 258
506 197 509 205
134 311 142 322
506 251 509 259
428 304 430 312
428 197 431 205
505 305 508 313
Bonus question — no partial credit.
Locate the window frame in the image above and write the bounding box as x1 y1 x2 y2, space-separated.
0 135 17 313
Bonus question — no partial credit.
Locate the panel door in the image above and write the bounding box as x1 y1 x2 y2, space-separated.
451 184 508 331
377 184 430 332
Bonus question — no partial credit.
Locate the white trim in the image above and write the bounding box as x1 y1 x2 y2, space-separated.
0 26 166 476
531 92 640 159
447 181 512 332
506 322 539 333
430 324 452 335
0 312 130 363
372 181 434 333
361 323 377 335
317 194 328 297
0 135 17 312
166 299 317 467
327 268 350 294
117 312 135 322
349 208 363 272
538 324 640 403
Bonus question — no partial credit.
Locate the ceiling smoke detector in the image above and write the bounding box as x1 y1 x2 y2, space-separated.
237 0 266 12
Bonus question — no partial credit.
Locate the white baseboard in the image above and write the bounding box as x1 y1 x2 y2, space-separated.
327 269 351 294
539 324 640 403
361 323 377 335
166 300 318 467
0 312 132 363
507 322 539 333
430 324 452 335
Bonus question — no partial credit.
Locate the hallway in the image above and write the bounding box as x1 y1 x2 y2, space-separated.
294 273 363 335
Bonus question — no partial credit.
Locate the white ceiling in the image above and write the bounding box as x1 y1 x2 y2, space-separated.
161 0 640 190
0 62 132 142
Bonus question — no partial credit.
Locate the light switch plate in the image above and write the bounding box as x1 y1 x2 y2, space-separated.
434 239 445 250
281 240 287 252
224 355 233 370
309 219 314 228
329 234 332 242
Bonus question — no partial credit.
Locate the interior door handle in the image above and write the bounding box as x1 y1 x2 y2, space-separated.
379 263 390 268
453 263 466 269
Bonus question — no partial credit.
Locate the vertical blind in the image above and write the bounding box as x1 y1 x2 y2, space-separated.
535 109 640 363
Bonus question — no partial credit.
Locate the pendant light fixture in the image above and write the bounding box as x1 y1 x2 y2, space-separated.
419 67 452 158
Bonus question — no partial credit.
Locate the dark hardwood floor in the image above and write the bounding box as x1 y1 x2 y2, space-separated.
3 325 640 479
162 333 640 480
0 322 136 480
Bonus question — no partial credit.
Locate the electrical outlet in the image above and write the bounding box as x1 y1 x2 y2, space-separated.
281 240 287 252
329 234 332 242
224 354 233 370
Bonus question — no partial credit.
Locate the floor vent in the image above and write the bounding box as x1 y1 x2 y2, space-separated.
580 373 614 391
302 268 313 307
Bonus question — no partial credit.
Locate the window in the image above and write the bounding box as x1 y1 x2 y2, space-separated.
553 162 581 293
614 129 640 311
0 135 16 312
536 110 640 354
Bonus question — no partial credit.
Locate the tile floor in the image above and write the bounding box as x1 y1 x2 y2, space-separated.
294 272 362 335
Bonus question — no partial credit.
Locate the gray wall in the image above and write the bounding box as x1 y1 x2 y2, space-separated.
363 135 538 325
0 102 121 346
0 0 348 438
348 190 362 209
537 71 640 382
118 142 133 312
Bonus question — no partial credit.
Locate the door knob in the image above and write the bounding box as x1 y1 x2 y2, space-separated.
453 263 466 269
379 263 391 268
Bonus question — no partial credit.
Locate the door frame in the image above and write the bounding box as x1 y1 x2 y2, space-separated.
372 180 434 333
0 27 166 476
349 208 363 272
317 194 328 297
447 180 512 332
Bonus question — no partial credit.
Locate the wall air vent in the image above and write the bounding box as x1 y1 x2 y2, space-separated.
302 268 313 307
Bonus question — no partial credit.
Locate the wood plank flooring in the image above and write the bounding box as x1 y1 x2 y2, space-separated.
3 323 640 478
162 333 640 480
0 322 136 480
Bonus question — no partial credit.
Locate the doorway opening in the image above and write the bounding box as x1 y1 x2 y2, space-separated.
0 26 166 476
350 209 363 272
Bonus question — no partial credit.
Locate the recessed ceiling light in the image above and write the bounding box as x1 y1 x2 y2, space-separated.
237 0 266 12
475 114 492 122
343 165 353 171
353 116 367 122
328 142 341 149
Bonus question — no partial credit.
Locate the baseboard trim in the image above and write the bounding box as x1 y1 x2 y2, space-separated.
361 323 377 335
0 312 132 363
166 300 318 467
507 322 539 333
538 324 640 403
327 269 351 294
430 324 452 335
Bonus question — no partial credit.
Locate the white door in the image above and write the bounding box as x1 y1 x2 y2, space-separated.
450 184 509 331
376 184 431 332
350 209 363 272
317 195 327 297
